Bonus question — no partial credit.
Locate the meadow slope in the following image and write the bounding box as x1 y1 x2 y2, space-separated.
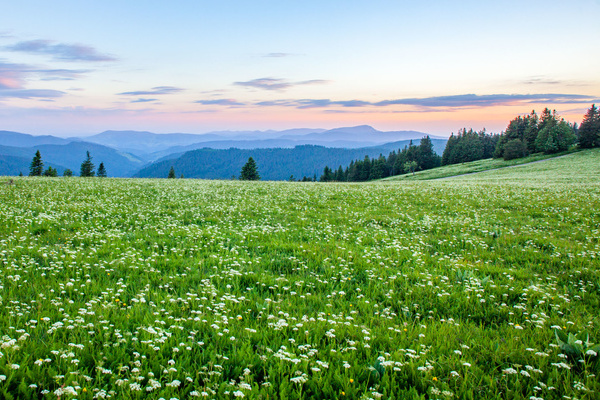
382 150 581 182
0 149 598 399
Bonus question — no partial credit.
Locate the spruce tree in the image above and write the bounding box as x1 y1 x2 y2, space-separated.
43 166 58 177
168 166 176 178
29 150 44 176
535 116 575 154
97 162 107 177
578 104 600 149
80 151 95 177
320 166 334 182
417 136 441 170
335 166 345 181
240 157 260 180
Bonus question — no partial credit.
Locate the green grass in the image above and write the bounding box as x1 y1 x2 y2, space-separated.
383 148 580 181
0 149 599 399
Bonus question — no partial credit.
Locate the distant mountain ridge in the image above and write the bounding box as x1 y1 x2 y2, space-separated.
72 125 442 158
0 131 72 147
0 126 447 178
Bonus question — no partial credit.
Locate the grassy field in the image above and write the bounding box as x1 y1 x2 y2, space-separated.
383 149 580 181
0 149 599 399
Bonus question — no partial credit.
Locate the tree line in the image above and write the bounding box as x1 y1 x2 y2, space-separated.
318 136 441 182
493 108 576 160
316 104 600 181
28 150 107 177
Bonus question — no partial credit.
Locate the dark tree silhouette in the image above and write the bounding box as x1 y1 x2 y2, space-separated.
80 151 95 177
240 157 260 180
97 162 107 177
578 104 600 149
29 150 43 176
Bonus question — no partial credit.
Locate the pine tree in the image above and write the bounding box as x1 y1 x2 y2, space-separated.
535 119 576 154
240 157 260 180
80 151 95 177
63 169 73 177
319 166 334 182
417 136 441 170
29 150 44 176
43 166 58 177
168 166 176 178
335 166 345 181
441 135 457 165
97 162 107 177
578 104 600 149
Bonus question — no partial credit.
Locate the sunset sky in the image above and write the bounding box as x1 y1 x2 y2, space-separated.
1 0 599 137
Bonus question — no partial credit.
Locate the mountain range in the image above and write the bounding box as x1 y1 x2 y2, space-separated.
0 126 447 178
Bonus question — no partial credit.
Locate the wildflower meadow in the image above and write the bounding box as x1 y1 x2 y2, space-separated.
0 150 598 399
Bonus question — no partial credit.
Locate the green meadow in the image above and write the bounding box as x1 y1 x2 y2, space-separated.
383 149 582 182
0 149 599 399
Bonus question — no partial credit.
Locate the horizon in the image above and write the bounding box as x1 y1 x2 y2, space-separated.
1 1 599 137
3 124 444 139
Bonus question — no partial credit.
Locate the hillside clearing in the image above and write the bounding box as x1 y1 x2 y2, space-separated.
0 150 599 399
382 149 581 181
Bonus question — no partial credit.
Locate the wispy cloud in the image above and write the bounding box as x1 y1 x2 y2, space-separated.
283 94 597 109
0 62 90 85
262 53 293 58
131 98 158 103
0 89 65 99
193 93 598 111
234 77 329 91
194 99 245 106
373 93 596 108
0 62 28 89
0 61 74 99
522 76 562 85
292 99 371 109
118 86 184 96
37 69 91 81
5 39 117 62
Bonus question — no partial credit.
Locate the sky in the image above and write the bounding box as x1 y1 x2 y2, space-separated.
0 0 599 137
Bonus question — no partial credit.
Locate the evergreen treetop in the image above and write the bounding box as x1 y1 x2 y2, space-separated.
80 151 95 177
29 150 44 176
240 157 260 180
43 166 58 177
97 162 107 177
578 104 600 149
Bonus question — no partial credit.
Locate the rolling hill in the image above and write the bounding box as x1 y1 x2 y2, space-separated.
0 142 145 177
134 139 446 180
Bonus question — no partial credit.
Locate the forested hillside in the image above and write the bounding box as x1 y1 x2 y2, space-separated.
135 142 445 180
0 142 145 177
